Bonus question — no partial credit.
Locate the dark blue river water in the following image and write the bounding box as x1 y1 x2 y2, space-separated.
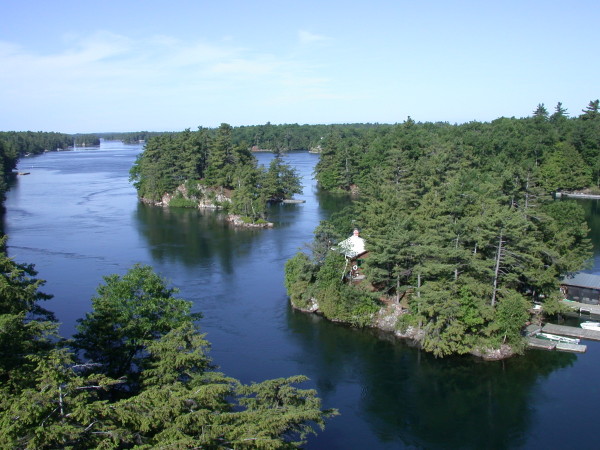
5 141 600 449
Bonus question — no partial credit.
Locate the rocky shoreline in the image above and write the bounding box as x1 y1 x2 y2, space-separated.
291 298 515 361
140 184 276 228
225 215 273 228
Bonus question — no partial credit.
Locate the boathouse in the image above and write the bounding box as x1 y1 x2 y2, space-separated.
336 229 368 280
560 273 600 305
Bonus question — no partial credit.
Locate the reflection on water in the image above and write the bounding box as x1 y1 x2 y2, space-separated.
135 204 262 273
286 307 576 449
4 142 600 449
575 198 600 272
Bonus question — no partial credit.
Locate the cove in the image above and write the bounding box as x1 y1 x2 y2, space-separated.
4 140 600 449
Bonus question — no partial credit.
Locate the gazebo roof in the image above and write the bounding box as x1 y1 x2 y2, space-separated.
336 230 366 258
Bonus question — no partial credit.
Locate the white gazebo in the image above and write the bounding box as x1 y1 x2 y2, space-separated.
336 229 366 258
335 229 368 282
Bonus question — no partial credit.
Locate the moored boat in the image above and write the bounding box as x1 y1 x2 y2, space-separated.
580 321 600 331
536 332 580 344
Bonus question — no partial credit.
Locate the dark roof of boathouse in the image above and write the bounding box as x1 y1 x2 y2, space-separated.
561 273 600 290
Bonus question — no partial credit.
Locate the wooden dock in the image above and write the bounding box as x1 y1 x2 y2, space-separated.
525 324 542 336
527 337 556 350
526 322 592 353
526 336 587 353
556 342 587 353
542 323 600 341
561 300 600 316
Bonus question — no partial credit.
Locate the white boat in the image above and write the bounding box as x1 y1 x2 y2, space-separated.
580 321 600 331
536 332 580 344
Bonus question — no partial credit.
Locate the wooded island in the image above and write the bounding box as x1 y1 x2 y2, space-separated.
285 100 599 358
129 123 303 225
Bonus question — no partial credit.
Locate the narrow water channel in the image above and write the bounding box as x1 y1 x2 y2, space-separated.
4 141 600 449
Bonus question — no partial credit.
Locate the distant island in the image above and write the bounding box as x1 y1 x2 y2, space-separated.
128 124 303 226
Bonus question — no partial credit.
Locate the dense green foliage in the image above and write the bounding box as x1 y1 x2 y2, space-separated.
73 264 202 381
0 131 73 156
286 101 599 357
0 263 336 448
98 131 169 144
100 123 383 151
0 140 18 201
0 236 55 390
231 122 382 152
285 248 380 327
314 102 600 194
72 134 100 146
130 124 302 221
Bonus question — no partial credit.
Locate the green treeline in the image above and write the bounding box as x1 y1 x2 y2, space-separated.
285 101 600 357
0 131 101 157
100 122 383 151
98 131 168 144
0 139 18 202
0 131 74 156
113 122 380 152
315 101 600 193
130 124 302 221
0 260 336 447
0 123 387 162
73 134 101 146
231 122 382 152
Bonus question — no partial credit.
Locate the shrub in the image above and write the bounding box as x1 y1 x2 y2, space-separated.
169 195 198 208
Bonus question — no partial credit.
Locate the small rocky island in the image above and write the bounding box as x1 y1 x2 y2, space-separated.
130 124 302 227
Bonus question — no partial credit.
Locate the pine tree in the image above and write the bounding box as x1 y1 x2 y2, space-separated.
580 99 599 120
263 155 303 201
2 265 337 448
533 103 549 120
72 264 200 382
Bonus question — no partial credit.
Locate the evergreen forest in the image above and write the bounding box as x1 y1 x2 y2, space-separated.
285 100 600 357
0 131 101 156
129 124 303 222
0 261 336 447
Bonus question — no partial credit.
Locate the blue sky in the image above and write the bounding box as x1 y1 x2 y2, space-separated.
1 0 598 133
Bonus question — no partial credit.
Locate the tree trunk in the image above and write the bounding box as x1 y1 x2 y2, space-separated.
524 173 529 210
491 230 503 307
454 234 460 281
342 258 349 281
417 273 422 328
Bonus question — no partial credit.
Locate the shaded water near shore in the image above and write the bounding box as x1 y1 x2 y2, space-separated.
5 141 600 448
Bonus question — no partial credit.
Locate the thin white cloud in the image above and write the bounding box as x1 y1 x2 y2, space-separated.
71 31 133 61
210 57 282 77
298 30 329 45
0 32 243 98
0 30 344 130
